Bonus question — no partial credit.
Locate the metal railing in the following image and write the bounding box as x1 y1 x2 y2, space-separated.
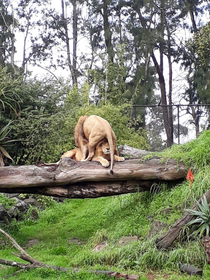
132 104 210 145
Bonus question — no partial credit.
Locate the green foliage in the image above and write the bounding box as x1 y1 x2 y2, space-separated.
13 109 75 164
194 22 210 68
6 77 75 164
1 267 112 280
18 194 54 208
0 193 16 210
185 195 210 238
0 121 16 166
0 67 22 117
151 130 210 170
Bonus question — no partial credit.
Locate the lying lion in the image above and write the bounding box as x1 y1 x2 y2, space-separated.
61 139 124 168
74 115 124 173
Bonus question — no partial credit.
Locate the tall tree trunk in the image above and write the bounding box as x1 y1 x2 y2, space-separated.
158 0 173 147
22 23 29 72
187 0 197 33
166 20 174 145
103 0 114 63
151 52 172 147
61 0 77 85
138 6 173 147
0 35 5 67
72 0 78 83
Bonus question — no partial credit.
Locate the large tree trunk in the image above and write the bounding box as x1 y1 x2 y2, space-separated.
61 0 77 85
103 0 114 63
0 157 187 198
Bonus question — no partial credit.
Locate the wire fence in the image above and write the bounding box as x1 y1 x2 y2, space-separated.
131 104 210 150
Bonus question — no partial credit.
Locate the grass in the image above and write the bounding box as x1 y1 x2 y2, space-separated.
2 130 210 279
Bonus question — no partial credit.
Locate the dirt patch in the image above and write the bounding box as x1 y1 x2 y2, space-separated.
68 238 85 245
24 239 40 248
118 236 138 246
93 241 108 252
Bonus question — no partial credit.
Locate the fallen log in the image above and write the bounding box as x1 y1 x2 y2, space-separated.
0 157 187 198
156 188 210 250
118 144 149 158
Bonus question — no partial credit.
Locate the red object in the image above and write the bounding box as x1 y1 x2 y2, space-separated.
187 168 194 182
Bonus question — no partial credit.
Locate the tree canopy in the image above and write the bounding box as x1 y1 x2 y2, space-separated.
0 0 210 160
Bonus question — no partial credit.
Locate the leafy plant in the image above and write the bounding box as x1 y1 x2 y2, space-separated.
0 121 16 166
0 67 22 116
185 195 210 238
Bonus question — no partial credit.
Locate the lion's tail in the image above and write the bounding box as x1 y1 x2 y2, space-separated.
106 130 115 175
74 115 88 147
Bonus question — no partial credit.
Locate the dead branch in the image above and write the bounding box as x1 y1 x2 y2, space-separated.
156 188 210 249
0 227 139 279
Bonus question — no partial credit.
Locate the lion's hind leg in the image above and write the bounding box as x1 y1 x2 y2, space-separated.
61 149 77 160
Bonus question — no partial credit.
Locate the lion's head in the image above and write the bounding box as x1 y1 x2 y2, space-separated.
95 140 110 157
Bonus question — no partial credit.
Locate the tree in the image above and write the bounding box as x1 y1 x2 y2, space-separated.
0 0 17 67
15 0 51 72
181 19 210 137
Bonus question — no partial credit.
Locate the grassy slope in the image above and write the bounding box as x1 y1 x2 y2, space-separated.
2 131 210 279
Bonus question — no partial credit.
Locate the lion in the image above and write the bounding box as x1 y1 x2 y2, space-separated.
61 139 125 168
74 115 124 173
61 138 88 161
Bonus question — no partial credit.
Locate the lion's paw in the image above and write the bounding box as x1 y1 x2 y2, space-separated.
115 156 125 162
101 160 110 167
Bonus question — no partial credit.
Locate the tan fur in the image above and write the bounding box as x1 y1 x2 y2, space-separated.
61 140 125 168
61 137 88 161
92 140 125 167
74 115 121 173
61 148 83 161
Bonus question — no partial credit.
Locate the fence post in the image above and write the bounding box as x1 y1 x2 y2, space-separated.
177 105 180 144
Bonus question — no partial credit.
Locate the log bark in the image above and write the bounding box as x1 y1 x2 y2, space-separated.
156 188 210 250
0 157 187 198
118 144 149 158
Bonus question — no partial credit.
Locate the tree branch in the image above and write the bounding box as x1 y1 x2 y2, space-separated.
0 228 139 279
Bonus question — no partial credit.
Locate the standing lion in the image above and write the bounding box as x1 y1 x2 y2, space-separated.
74 115 124 174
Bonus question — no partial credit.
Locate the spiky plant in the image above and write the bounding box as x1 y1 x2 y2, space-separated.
0 121 15 166
185 195 210 238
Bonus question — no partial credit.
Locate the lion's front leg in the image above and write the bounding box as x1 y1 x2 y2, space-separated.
92 156 109 167
114 155 125 162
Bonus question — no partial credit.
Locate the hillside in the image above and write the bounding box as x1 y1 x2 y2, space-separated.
1 131 210 279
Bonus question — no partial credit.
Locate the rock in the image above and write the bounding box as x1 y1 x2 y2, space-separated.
24 198 41 208
30 209 39 220
13 197 30 213
146 219 169 239
202 236 210 264
118 144 149 158
3 193 20 199
179 264 203 276
8 206 18 219
118 236 138 247
0 204 11 224
159 206 172 215
24 239 40 248
68 238 85 245
93 241 108 252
